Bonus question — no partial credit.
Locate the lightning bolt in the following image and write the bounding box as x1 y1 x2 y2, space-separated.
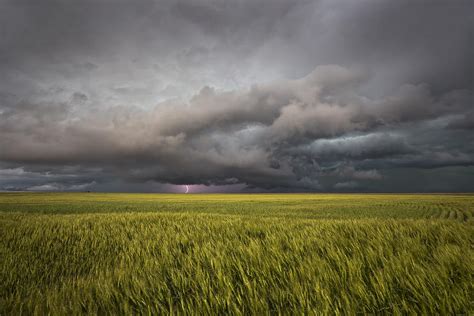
185 185 189 193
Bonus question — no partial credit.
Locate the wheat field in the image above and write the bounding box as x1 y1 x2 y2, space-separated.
1 193 473 314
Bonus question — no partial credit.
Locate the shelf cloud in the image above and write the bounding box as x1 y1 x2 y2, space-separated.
1 0 473 192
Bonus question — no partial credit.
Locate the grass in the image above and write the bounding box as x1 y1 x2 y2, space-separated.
1 193 473 314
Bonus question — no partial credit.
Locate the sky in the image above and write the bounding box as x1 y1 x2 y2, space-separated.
0 0 473 193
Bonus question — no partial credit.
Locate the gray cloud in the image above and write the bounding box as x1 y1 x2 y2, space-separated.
447 112 474 130
0 0 473 192
300 133 414 161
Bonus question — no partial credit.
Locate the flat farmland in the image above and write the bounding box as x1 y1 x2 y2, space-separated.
1 193 473 314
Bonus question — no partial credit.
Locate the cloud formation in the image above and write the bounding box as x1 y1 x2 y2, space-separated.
0 0 473 192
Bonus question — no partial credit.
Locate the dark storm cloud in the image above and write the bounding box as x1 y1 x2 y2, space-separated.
447 112 474 130
0 0 473 192
299 133 414 161
312 1 473 93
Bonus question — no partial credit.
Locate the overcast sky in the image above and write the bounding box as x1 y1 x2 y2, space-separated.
1 0 473 192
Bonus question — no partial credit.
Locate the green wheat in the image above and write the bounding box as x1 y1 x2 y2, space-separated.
1 193 473 314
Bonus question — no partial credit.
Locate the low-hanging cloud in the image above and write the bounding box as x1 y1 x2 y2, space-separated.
1 65 473 191
0 0 473 192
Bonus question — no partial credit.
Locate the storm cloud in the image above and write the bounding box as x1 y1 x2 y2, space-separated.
0 0 473 192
